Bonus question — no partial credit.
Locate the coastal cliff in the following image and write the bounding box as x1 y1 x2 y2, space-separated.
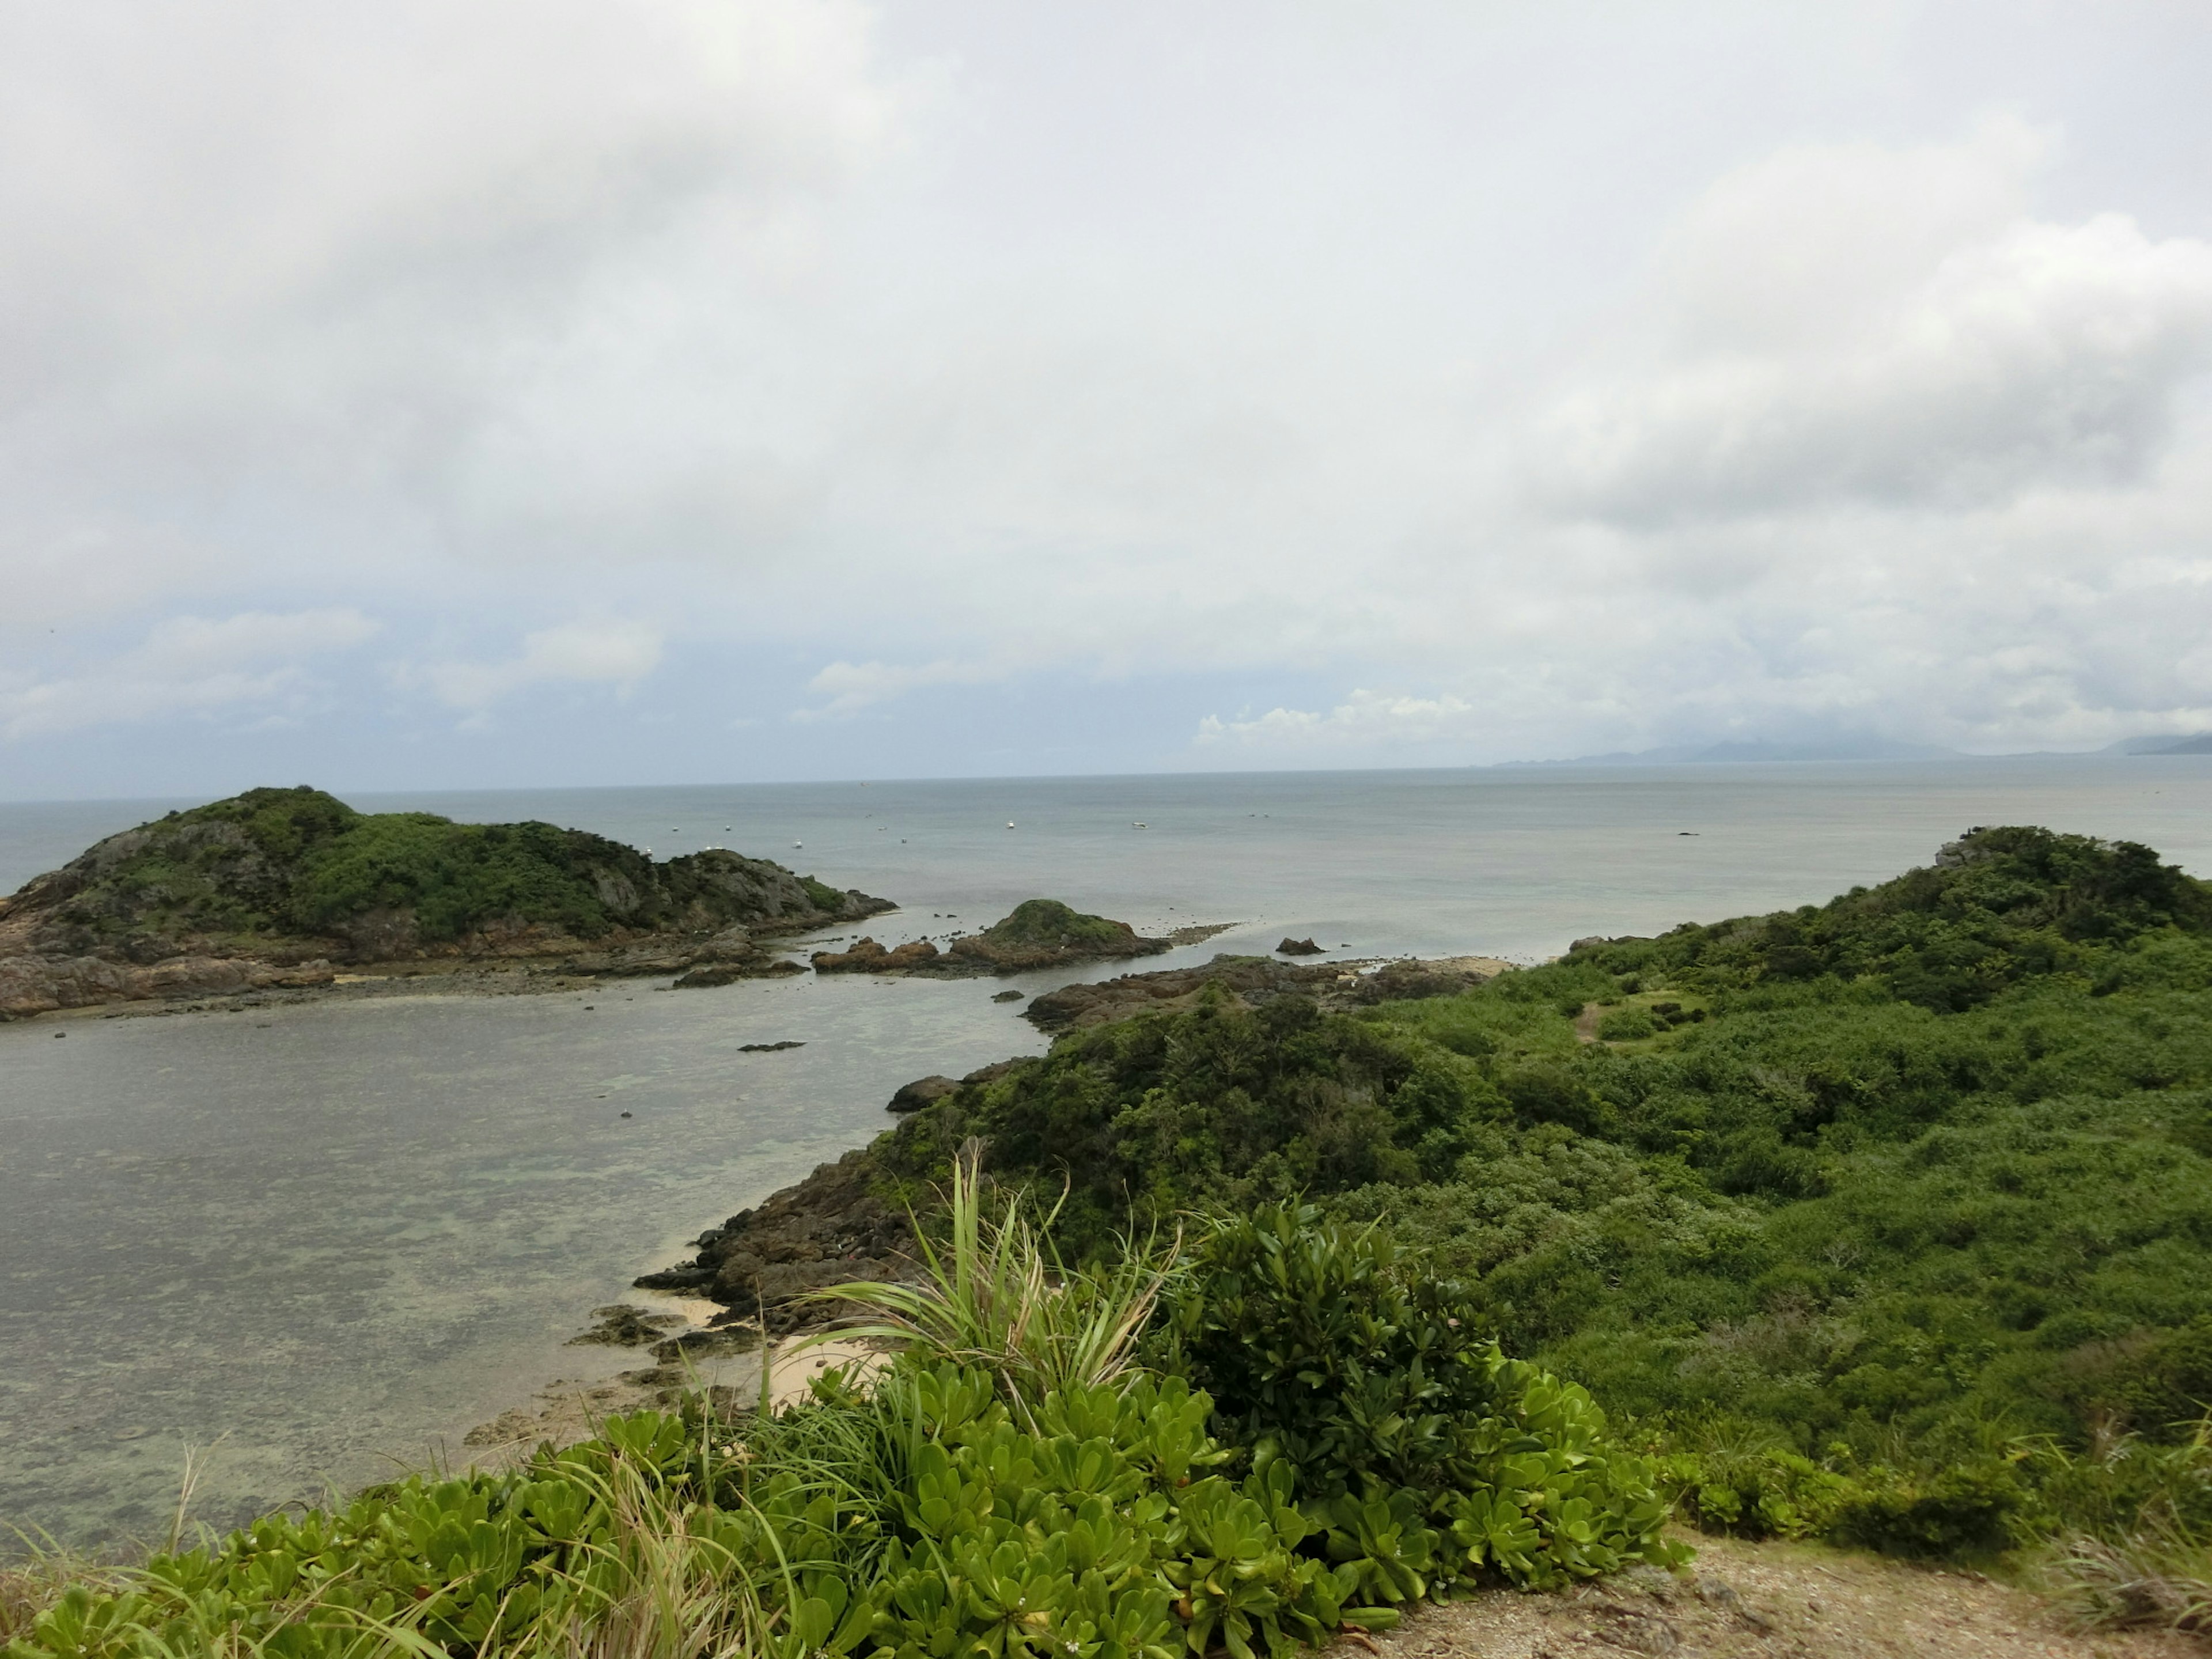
0 786 893 1020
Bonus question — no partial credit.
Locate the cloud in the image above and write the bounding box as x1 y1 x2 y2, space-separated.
0 609 379 739
794 657 1010 719
7 10 2212 791
408 620 665 712
1535 120 2212 523
1196 690 1482 751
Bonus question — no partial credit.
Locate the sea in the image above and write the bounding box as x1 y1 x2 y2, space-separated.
3 757 2209 1546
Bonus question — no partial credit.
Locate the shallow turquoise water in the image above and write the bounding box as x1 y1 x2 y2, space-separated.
3 757 2209 1543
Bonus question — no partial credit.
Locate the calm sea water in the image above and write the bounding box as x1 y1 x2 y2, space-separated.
3 757 2209 1544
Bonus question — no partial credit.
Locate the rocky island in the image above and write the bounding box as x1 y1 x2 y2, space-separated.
0 786 893 1020
807 896 1192 976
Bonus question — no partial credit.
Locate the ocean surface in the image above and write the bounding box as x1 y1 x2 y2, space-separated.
3 757 2210 1544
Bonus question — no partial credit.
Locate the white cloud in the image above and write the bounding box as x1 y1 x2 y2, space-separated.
408 621 665 712
7 10 2212 789
1196 690 1483 752
795 657 1009 719
0 609 379 739
1534 120 2212 523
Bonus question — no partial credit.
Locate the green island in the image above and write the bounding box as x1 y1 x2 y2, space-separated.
10 824 2212 1654
0 786 893 1018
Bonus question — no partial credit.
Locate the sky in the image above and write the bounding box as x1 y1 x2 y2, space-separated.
3 0 2211 800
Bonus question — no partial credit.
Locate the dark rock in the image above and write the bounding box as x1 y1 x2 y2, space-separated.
945 899 1169 974
1021 955 1343 1032
738 1040 804 1052
568 1304 686 1347
650 1325 762 1363
888 1074 959 1113
631 1262 715 1291
675 957 804 989
638 1146 916 1329
1275 937 1324 955
812 937 942 972
961 1059 1024 1085
991 988 1024 1002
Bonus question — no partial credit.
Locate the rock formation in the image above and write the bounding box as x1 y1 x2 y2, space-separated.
0 785 893 1020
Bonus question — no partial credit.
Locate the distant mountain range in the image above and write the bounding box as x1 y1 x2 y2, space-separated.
1497 732 2212 767
2105 732 2212 755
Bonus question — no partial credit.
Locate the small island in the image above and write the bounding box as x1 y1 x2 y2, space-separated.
808 897 1191 976
0 786 893 1020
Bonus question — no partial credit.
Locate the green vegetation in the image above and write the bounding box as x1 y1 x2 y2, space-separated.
977 900 1135 952
4 1173 1676 1659
30 786 861 951
884 827 2212 1562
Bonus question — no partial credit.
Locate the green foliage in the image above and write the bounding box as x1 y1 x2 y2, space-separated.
805 1147 1175 1411
979 901 1132 950
33 786 859 950
1595 1008 1658 1042
1574 824 2212 1011
1154 1205 1684 1591
286 815 647 941
870 826 2212 1560
881 992 1486 1253
800 876 849 914
6 1206 1683 1659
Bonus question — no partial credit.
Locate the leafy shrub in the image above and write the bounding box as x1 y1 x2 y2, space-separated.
882 993 1480 1253
1596 1009 1658 1042
8 1202 1687 1659
1156 1204 1684 1589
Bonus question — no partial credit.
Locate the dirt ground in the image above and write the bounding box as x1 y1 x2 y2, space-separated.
1346 1535 2200 1659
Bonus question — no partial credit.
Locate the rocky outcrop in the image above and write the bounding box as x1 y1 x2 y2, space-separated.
1020 952 1512 1032
1275 937 1323 955
0 952 334 1022
635 1147 918 1332
887 1074 959 1113
1021 955 1346 1032
0 786 893 1020
812 938 942 973
806 900 1176 980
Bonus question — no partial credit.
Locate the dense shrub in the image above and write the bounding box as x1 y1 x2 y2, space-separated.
5 1206 1680 1659
870 826 2212 1559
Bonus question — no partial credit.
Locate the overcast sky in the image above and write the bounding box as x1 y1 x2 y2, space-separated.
4 1 2211 799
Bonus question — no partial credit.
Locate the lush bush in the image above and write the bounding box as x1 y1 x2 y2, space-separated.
33 785 862 950
867 827 2212 1560
5 1203 1681 1659
1157 1205 1681 1589
881 993 1484 1252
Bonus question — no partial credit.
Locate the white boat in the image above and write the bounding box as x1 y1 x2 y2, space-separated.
1006 821 1016 829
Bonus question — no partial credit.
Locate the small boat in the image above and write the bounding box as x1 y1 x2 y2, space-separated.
1006 821 1016 829
793 840 803 849
1132 821 1147 829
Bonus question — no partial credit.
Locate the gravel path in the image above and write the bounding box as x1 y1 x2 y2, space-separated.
1342 1535 2200 1658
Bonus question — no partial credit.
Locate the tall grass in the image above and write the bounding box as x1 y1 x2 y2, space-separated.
801 1143 1177 1417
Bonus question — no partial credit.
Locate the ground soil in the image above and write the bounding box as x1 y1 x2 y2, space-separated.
1343 1535 2198 1658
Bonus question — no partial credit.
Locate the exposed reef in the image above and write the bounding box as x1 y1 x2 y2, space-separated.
0 785 893 1020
